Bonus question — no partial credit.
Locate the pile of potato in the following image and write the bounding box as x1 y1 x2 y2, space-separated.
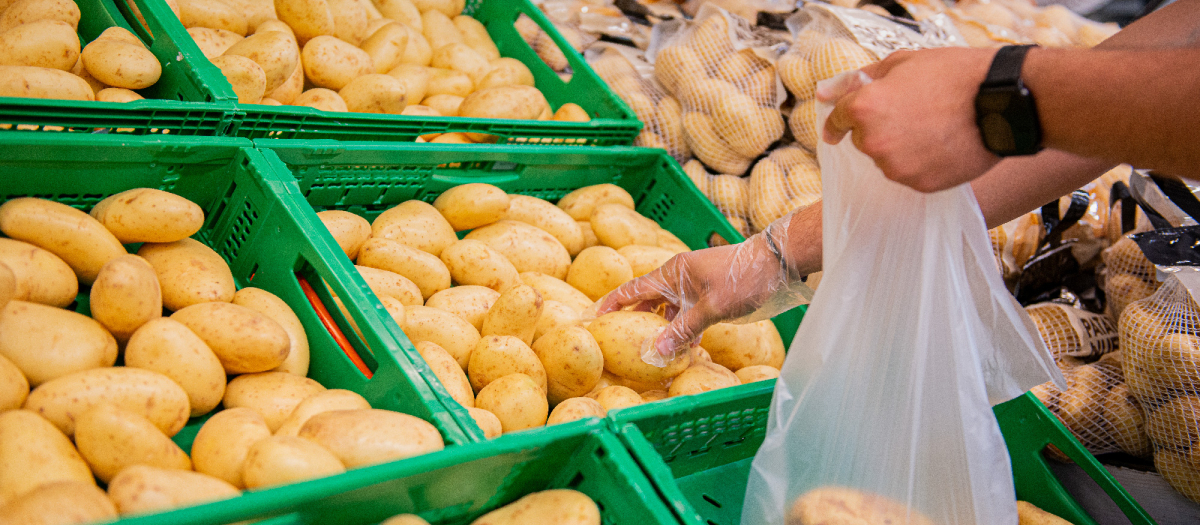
381 489 600 525
176 0 591 139
0 190 442 523
317 182 786 437
0 0 164 102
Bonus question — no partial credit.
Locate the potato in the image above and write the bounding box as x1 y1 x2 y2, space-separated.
590 203 658 249
191 407 272 488
520 272 592 313
432 183 510 231
270 55 305 103
223 31 299 93
233 287 311 376
25 367 189 437
640 389 668 402
219 0 274 32
0 197 125 284
0 301 117 386
0 481 116 524
504 195 586 256
0 65 92 100
557 184 635 222
1154 449 1200 502
474 373 547 433
593 385 642 412
356 265 423 306
736 365 780 384
468 335 547 394
1146 395 1200 449
1016 501 1072 525
430 43 489 86
0 262 10 309
616 245 674 279
386 63 430 102
669 361 739 397
415 341 474 408
550 103 589 123
295 87 348 111
339 73 409 113
567 247 633 302
399 25 431 65
465 221 572 280
299 409 443 467
1137 332 1200 393
375 0 420 31
547 397 606 425
1103 384 1151 457
701 320 786 371
476 57 534 90
425 286 499 331
79 38 161 90
425 67 473 98
373 200 458 257
402 305 481 369
0 410 94 503
274 0 334 44
1057 365 1107 435
589 311 689 383
811 38 874 81
242 435 345 489
420 10 462 51
0 20 79 71
212 54 266 103
326 0 368 45
0 353 26 412
191 27 245 58
419 94 460 117
74 404 190 484
454 15 498 60
431 132 473 143
255 18 296 39
412 0 462 17
274 389 370 437
178 0 247 34
471 489 599 525
481 284 543 346
0 0 79 32
107 466 239 515
317 210 371 259
301 35 372 90
86 189 200 245
223 372 326 432
533 300 580 343
467 407 502 439
0 239 76 307
440 240 520 292
124 318 225 416
89 255 161 342
172 301 291 374
138 238 236 311
459 86 548 135
359 238 450 299
362 22 409 74
382 515 432 525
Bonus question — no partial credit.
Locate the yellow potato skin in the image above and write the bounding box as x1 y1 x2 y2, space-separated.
372 200 458 257
0 65 94 101
89 254 162 342
273 0 334 44
533 325 603 405
0 20 79 71
471 489 600 525
241 435 345 489
172 302 292 374
0 300 118 387
481 284 543 346
298 409 443 468
222 30 299 93
191 407 272 488
416 340 474 408
274 388 371 437
547 397 606 425
107 465 240 515
700 321 786 371
567 246 633 302
358 237 451 300
432 183 510 231
468 335 547 394
138 238 236 311
124 317 226 416
465 221 572 280
474 373 548 434
24 367 190 437
557 184 635 221
402 305 481 369
590 203 658 249
668 361 740 398
520 272 592 313
317 209 371 259
233 287 311 376
441 240 521 292
0 410 95 504
0 353 27 411
81 39 162 90
302 35 373 90
74 404 191 484
0 238 77 307
0 197 125 284
357 265 423 306
466 407 502 438
588 311 689 383
504 195 586 256
90 188 204 243
222 371 326 432
0 0 81 32
0 481 116 525
424 285 500 331
593 385 643 412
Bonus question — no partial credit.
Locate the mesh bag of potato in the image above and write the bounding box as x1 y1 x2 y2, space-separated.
1120 271 1200 502
649 4 788 177
681 149 820 241
893 0 1119 48
1103 237 1161 323
514 11 595 79
587 43 691 162
741 99 1059 525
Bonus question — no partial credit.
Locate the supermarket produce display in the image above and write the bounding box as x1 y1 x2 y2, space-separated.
0 0 1196 523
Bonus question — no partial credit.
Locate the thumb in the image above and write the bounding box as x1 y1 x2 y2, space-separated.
654 305 711 356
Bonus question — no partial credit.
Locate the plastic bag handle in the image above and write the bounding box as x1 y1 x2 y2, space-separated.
1149 172 1200 224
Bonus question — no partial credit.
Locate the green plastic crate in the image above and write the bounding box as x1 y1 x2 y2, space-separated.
114 420 684 525
0 133 490 521
615 393 1157 525
0 0 237 135
225 0 640 144
254 139 804 439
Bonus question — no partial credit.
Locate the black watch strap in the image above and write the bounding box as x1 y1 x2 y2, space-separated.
982 45 1035 88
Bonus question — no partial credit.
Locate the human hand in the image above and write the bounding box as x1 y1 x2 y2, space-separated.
819 47 1002 193
594 213 813 357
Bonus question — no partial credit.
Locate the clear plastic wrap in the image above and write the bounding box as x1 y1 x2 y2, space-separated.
741 89 1060 525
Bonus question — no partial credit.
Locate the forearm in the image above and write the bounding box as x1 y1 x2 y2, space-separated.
1022 47 1200 178
1095 0 1200 50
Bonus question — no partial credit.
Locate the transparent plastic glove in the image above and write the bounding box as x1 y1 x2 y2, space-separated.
594 209 815 363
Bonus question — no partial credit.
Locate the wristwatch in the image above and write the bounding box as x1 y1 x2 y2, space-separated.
974 45 1043 157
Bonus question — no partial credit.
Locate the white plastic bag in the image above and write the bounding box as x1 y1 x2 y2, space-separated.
741 85 1062 525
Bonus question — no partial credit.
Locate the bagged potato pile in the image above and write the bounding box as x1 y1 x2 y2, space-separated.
0 0 165 102
173 0 592 139
892 0 1121 48
588 44 690 162
317 182 786 437
0 191 443 523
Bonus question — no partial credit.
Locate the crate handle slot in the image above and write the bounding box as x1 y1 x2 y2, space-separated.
298 276 373 379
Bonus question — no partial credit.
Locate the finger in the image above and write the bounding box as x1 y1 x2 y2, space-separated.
631 299 663 313
815 67 867 103
822 88 860 145
858 50 909 80
654 304 711 356
594 269 668 315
